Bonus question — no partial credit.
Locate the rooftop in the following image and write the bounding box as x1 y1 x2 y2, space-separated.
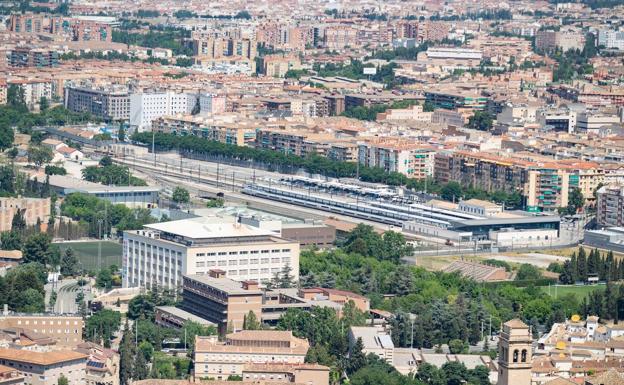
0 348 87 365
183 274 262 296
144 217 276 240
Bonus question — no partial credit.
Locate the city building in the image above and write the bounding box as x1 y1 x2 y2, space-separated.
0 349 87 385
0 314 83 348
535 29 585 52
193 330 309 380
598 29 624 50
358 140 435 179
192 37 256 60
0 366 23 385
0 197 50 232
261 55 302 78
64 86 130 122
9 48 58 68
596 185 624 227
180 271 263 334
154 306 217 330
129 91 194 131
122 217 300 289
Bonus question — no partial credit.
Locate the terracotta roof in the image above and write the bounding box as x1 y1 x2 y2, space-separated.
0 348 87 365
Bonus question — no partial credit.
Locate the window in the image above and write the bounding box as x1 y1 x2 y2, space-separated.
228 251 238 255
250 259 259 264
521 349 527 362
281 249 291 252
261 268 269 273
261 258 269 264
196 261 205 267
282 257 290 263
229 260 238 266
261 250 270 254
271 258 280 263
513 349 519 363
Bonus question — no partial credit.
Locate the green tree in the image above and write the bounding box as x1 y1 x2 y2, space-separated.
39 97 49 111
243 310 261 330
441 182 463 202
118 126 126 142
57 375 68 385
448 338 468 354
119 321 135 385
11 210 26 231
172 187 190 204
516 264 542 281
22 233 56 265
0 231 22 250
346 337 367 374
132 349 149 380
60 248 79 276
86 309 122 347
468 111 495 131
27 145 53 169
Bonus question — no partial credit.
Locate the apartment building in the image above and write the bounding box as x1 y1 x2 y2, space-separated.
434 151 580 212
152 115 255 146
180 271 263 334
255 128 333 157
122 217 300 289
376 104 433 122
0 349 87 385
596 185 624 227
262 55 302 78
9 48 58 68
535 29 585 52
64 86 130 122
0 315 83 348
425 90 488 111
129 91 193 131
323 26 358 50
0 197 50 232
358 140 435 179
193 331 309 380
192 37 256 60
9 14 112 42
598 29 624 50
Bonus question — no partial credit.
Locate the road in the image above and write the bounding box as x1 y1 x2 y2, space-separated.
46 279 92 314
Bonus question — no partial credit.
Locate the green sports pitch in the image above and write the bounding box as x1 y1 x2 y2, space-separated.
54 241 122 271
539 284 604 299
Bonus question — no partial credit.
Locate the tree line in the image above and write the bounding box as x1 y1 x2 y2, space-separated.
558 247 623 284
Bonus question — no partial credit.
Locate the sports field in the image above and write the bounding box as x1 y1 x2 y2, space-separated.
539 284 604 299
54 241 122 271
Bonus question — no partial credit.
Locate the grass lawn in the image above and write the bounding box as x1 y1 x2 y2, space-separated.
54 241 122 271
538 284 604 299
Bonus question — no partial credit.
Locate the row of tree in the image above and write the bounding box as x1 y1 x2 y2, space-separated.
82 156 146 186
558 247 621 284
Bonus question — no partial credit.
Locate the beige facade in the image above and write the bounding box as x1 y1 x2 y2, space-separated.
0 198 50 232
498 319 532 385
0 365 24 385
0 349 87 385
0 316 83 348
194 331 309 381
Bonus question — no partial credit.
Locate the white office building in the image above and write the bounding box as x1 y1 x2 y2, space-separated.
197 93 226 116
598 29 624 50
129 91 194 131
122 217 300 289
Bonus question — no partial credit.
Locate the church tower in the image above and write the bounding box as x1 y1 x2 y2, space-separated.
498 319 532 385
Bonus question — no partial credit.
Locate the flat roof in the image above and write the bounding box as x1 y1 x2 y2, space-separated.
145 217 276 239
47 175 159 193
155 306 216 326
183 274 262 296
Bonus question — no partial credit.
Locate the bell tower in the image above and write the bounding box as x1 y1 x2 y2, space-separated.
498 319 532 385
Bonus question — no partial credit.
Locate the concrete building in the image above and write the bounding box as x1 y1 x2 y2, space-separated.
348 327 395 364
358 140 435 180
180 271 263 334
598 30 624 50
192 37 256 60
154 306 217 330
536 30 585 53
9 48 58 68
122 217 300 289
0 197 50 232
262 55 302 78
596 185 624 227
0 349 87 385
193 331 309 381
576 113 621 134
0 315 83 348
458 199 503 217
129 91 193 131
64 86 130 122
